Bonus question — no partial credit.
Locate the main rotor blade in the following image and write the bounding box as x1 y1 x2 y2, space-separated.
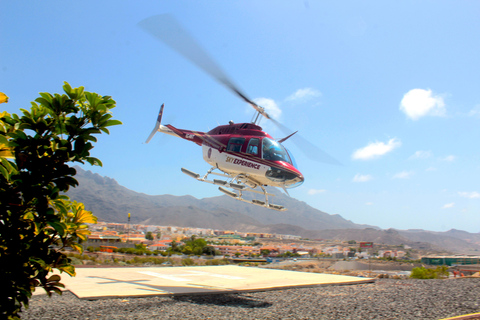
139 14 340 165
271 118 342 166
138 14 271 119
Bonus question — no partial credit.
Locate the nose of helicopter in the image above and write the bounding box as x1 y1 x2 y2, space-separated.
265 165 304 188
288 170 304 189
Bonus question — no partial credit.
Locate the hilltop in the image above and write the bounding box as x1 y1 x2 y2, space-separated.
67 167 480 254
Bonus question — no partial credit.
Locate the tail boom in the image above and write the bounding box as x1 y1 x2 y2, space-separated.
145 104 205 146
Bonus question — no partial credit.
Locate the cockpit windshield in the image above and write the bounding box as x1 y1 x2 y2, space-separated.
262 138 296 166
286 148 298 169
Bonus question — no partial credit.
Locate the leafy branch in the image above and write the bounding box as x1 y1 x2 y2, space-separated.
0 83 121 319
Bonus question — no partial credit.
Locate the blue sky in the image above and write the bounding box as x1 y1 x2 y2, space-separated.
2 1 480 232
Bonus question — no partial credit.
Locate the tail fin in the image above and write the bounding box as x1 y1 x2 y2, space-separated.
145 104 165 143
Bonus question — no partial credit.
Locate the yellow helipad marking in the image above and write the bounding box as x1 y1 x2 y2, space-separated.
58 265 374 299
439 312 480 320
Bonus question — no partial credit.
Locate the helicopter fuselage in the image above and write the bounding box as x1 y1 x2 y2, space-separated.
159 121 304 190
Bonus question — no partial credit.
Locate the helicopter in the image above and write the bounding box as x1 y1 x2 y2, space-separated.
141 15 337 211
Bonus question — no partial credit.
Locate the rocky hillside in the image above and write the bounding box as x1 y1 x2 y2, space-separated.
67 167 480 253
67 167 366 231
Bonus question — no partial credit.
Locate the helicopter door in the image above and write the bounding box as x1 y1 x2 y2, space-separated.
246 138 260 156
226 137 245 153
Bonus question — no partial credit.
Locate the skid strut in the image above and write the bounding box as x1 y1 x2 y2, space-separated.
181 167 286 211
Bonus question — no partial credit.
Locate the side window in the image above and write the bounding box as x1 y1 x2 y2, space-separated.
246 138 259 156
227 137 245 152
262 138 274 160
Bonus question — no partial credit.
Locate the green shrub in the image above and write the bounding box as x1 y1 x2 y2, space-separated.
68 257 83 265
410 266 449 279
205 259 230 266
182 258 195 266
125 248 136 254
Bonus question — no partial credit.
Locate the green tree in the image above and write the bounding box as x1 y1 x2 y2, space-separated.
135 243 147 251
145 231 154 240
0 83 121 319
193 238 207 249
202 245 216 256
261 249 271 256
181 236 207 255
182 245 193 255
192 247 202 256
170 240 179 251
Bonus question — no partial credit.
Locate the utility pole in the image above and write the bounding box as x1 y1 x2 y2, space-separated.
127 213 131 243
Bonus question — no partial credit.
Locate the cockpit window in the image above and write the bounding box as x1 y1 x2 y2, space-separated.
227 137 245 152
246 138 259 155
286 148 298 169
262 138 293 165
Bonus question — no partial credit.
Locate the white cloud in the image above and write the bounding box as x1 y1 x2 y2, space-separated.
352 138 401 160
442 203 455 209
400 88 446 120
353 174 373 182
441 155 456 162
365 202 374 206
286 88 321 102
468 105 480 117
458 191 480 199
426 167 437 172
393 171 414 179
409 150 432 160
253 97 281 120
308 189 326 195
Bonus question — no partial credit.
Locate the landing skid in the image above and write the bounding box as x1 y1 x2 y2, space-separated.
181 167 286 211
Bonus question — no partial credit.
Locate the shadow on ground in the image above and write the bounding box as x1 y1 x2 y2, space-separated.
173 293 272 308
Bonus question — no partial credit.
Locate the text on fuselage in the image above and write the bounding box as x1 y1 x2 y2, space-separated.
226 156 260 170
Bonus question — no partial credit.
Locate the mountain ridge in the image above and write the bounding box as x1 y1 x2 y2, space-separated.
67 167 480 254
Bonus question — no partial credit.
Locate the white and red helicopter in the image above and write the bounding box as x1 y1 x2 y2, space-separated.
141 15 338 211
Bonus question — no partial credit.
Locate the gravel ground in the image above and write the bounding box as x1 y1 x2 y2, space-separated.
21 278 480 320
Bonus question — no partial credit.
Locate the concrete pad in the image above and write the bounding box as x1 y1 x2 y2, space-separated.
57 265 374 299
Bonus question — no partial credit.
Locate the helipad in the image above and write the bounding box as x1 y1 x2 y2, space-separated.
58 265 374 299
